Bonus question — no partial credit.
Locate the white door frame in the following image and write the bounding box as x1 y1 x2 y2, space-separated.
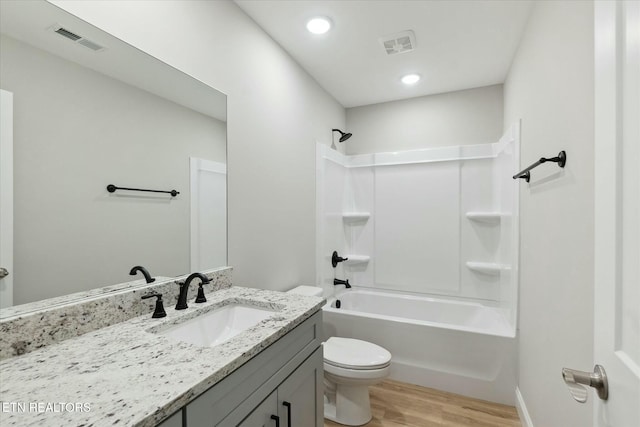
594 1 640 426
0 89 14 308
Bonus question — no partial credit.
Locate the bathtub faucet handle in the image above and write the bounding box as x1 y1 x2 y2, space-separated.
334 278 351 288
332 251 349 268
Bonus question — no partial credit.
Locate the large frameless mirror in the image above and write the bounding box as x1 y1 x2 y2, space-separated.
0 0 227 314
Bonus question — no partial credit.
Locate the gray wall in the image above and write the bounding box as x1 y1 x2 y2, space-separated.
1 34 226 304
345 84 503 154
51 0 346 291
504 1 594 426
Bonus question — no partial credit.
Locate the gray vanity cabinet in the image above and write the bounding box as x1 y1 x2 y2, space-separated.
276 348 323 427
237 392 277 427
158 410 184 427
233 348 323 427
177 311 323 427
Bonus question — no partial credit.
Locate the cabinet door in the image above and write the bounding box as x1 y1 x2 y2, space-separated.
158 409 183 427
238 391 278 427
277 347 323 427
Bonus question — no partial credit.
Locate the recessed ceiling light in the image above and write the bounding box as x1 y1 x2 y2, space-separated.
401 74 421 85
307 17 332 35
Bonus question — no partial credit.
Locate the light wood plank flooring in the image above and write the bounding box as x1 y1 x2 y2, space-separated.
324 380 522 427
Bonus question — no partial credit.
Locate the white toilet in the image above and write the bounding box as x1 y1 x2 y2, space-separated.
287 286 392 426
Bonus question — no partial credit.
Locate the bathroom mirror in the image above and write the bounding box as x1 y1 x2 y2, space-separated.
0 1 227 311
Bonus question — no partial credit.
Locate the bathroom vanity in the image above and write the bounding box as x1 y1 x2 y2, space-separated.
0 282 325 427
164 311 323 427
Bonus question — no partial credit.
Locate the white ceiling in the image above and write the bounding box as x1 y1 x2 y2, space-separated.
235 0 533 108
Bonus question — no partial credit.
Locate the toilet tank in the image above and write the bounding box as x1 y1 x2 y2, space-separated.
287 286 323 297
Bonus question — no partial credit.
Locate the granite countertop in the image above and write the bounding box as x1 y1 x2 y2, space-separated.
0 277 174 321
0 286 324 427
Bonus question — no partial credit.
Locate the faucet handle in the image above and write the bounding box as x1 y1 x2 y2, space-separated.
195 283 207 303
332 251 349 268
141 293 167 318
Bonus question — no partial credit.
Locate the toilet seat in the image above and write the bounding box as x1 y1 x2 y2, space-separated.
323 337 391 370
324 361 391 380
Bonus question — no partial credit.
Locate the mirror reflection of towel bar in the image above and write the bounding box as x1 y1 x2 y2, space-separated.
106 184 179 197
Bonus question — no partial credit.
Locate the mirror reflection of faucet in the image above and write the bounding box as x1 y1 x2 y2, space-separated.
129 265 155 283
175 273 210 310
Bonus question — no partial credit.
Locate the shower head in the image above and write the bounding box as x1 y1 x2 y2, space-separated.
332 128 352 143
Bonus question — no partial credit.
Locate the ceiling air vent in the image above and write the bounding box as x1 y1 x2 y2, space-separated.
54 27 81 41
50 25 106 52
379 30 416 55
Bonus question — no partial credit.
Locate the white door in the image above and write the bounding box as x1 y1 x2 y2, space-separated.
190 157 227 272
0 89 13 309
594 1 640 426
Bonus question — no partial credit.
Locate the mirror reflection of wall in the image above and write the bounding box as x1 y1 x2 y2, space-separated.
0 4 227 307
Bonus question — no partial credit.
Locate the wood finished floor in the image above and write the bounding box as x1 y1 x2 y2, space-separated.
324 380 522 427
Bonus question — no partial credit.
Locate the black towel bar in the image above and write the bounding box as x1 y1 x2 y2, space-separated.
106 184 179 197
513 151 567 183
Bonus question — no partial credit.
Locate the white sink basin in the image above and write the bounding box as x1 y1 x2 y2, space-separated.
159 304 276 348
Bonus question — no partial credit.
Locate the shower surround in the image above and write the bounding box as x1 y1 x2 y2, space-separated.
316 123 520 403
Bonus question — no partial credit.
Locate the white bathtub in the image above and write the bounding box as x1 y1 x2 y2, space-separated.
323 287 517 404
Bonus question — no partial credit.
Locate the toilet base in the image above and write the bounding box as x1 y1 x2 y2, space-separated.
324 384 373 426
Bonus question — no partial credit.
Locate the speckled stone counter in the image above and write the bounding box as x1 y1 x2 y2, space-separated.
0 267 232 360
0 286 324 427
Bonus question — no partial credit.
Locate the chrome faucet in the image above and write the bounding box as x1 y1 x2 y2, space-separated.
175 272 210 310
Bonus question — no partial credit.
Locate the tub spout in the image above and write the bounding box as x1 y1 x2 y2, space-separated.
334 278 351 288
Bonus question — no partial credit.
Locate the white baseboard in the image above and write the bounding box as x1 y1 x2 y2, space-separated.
515 387 534 427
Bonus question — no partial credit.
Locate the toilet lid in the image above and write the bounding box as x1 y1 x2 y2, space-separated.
324 337 391 370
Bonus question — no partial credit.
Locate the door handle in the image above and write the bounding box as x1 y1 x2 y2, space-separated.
271 414 280 427
282 401 291 427
562 364 608 402
0 268 8 279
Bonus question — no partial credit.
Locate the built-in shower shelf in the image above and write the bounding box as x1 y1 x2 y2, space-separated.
344 255 370 265
342 212 371 223
465 212 504 224
466 261 511 275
